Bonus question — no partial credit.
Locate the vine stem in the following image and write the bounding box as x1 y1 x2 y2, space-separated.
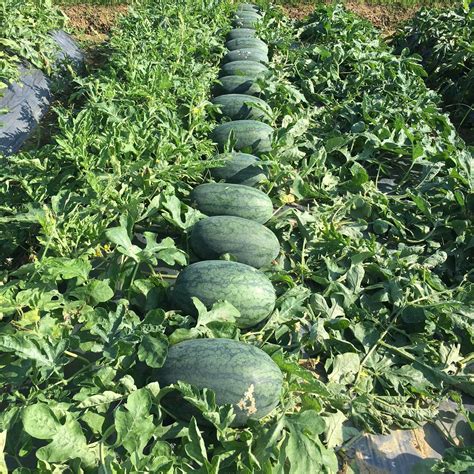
354 290 456 385
64 350 90 364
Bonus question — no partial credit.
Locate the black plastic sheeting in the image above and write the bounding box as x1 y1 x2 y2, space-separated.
349 398 474 473
50 30 84 71
0 30 84 156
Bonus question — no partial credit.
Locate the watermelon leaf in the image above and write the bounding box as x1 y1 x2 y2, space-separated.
138 333 169 368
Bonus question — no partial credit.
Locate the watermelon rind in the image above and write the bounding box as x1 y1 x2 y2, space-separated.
227 28 257 41
211 120 274 154
226 38 268 54
171 260 276 328
223 48 268 65
219 60 268 78
156 338 283 426
210 152 267 186
190 182 273 223
214 75 262 95
190 215 280 268
212 94 272 121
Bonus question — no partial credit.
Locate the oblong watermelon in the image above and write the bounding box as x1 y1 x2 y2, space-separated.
172 260 276 328
156 338 283 426
237 3 260 12
211 120 273 154
233 17 260 29
212 94 272 121
190 216 280 268
211 152 267 186
234 11 262 20
220 60 268 78
214 76 261 96
223 48 268 65
190 182 273 223
226 38 268 54
227 28 256 41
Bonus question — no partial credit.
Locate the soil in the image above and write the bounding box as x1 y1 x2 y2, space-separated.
61 4 129 42
282 1 418 34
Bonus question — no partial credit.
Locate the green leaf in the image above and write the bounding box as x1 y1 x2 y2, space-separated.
143 234 188 266
72 279 114 304
322 410 347 449
162 195 203 230
282 411 338 473
0 431 7 474
115 389 155 456
23 405 96 467
81 412 105 435
0 334 66 368
22 404 60 440
138 333 169 368
77 391 123 410
184 418 208 466
194 298 239 327
327 353 360 385
106 225 141 261
346 264 364 293
35 416 97 467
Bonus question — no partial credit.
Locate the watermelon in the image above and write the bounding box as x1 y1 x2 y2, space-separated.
226 38 268 54
190 182 273 223
156 338 283 426
211 120 273 154
220 60 268 78
212 94 272 121
227 28 257 41
211 152 267 186
172 260 276 328
223 48 268 65
214 76 261 95
234 11 262 21
190 216 280 268
233 17 260 29
237 3 260 12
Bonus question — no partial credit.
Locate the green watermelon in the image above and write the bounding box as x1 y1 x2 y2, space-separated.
220 60 268 78
223 48 268 65
156 338 283 426
234 11 262 21
211 120 273 154
237 3 260 12
212 94 272 121
190 182 273 223
190 216 280 268
172 260 276 328
214 76 261 95
226 38 268 54
233 17 260 29
211 152 267 186
227 28 256 41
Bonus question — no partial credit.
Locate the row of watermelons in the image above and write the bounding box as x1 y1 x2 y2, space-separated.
156 4 284 427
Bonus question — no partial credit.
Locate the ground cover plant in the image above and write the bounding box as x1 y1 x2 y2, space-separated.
393 3 474 142
276 0 457 8
56 0 129 4
0 0 473 472
0 0 66 89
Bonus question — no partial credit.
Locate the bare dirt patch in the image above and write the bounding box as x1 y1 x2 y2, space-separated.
282 1 418 33
61 4 129 42
345 1 417 33
283 3 315 20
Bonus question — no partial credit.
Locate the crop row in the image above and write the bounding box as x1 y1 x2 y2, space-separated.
0 1 472 472
393 4 474 142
